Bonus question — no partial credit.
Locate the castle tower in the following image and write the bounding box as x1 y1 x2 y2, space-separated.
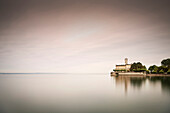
125 58 128 65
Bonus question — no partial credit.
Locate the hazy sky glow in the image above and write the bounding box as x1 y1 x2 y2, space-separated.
0 0 170 73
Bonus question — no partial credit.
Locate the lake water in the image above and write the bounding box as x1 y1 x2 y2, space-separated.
0 74 170 113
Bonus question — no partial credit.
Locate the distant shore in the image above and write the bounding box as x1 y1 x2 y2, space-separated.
110 72 170 77
147 74 170 77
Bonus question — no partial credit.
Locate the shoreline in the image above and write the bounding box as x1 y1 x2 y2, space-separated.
110 72 170 77
147 74 170 77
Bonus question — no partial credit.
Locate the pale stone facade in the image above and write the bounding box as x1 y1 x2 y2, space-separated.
114 58 131 71
115 64 131 71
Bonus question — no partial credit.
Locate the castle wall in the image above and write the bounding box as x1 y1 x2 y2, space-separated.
116 65 126 70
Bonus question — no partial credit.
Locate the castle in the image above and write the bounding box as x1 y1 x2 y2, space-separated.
115 58 131 71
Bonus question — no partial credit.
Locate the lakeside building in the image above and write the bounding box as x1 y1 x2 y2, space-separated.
114 58 131 72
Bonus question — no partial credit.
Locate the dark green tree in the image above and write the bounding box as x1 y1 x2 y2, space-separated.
130 62 146 72
167 69 170 74
158 66 168 73
161 58 170 69
159 69 164 74
152 66 158 74
137 62 142 68
148 65 157 73
130 63 136 71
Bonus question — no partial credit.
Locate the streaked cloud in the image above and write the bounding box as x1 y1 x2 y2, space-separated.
0 0 170 73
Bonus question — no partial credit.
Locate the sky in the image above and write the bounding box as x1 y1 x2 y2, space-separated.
0 0 170 73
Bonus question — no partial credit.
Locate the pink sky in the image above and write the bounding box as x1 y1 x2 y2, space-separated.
0 0 170 73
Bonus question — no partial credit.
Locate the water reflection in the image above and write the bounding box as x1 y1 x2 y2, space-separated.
0 74 170 113
114 76 170 94
149 77 170 94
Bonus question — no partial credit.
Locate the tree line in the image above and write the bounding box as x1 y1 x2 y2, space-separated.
130 58 170 74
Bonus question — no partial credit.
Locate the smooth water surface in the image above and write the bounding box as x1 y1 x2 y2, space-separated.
0 74 170 113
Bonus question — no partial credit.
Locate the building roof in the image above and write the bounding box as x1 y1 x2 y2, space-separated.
116 65 125 66
116 64 131 66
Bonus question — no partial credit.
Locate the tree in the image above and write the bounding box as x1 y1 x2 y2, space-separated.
152 66 158 74
158 66 168 72
167 69 170 74
137 62 142 68
130 62 146 72
146 70 149 74
159 69 164 74
143 65 146 69
130 63 137 71
148 65 157 73
161 58 170 69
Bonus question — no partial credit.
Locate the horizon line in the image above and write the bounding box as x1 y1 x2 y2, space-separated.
0 72 108 74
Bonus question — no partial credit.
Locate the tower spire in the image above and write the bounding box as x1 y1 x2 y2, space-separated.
125 58 128 64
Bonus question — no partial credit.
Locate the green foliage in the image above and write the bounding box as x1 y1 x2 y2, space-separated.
152 69 158 74
143 65 146 69
150 66 158 74
148 65 168 74
161 58 170 69
136 68 141 72
154 66 158 71
132 69 136 72
159 69 164 74
146 70 149 74
130 63 137 71
113 69 126 72
136 62 142 68
130 62 146 72
148 65 157 72
140 68 147 72
164 66 168 72
167 69 170 74
158 66 168 72
132 68 146 72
